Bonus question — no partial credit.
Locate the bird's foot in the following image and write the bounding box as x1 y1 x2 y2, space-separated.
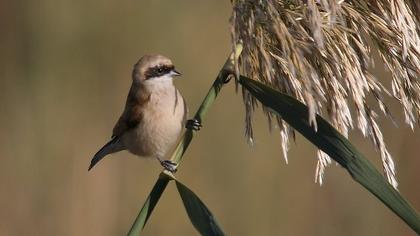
186 119 202 131
159 159 178 173
223 76 232 84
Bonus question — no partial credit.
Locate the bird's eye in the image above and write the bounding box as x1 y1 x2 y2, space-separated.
157 67 164 73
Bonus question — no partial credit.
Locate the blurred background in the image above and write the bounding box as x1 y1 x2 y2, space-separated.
0 1 419 235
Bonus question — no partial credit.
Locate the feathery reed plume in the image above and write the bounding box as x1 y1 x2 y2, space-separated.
231 0 420 188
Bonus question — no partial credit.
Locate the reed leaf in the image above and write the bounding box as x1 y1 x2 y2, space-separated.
238 75 420 234
176 180 225 236
127 173 171 236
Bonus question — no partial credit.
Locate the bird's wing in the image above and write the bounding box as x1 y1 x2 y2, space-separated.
112 86 151 138
112 113 138 138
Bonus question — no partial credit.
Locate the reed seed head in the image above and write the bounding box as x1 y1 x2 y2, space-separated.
231 0 420 188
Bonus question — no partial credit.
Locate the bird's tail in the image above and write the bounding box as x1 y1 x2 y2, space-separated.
88 137 124 171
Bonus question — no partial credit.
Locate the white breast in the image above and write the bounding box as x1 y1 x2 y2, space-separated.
126 82 185 159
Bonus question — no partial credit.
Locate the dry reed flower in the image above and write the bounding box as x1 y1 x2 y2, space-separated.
231 0 420 188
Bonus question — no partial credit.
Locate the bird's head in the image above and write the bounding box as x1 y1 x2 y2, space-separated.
132 54 181 89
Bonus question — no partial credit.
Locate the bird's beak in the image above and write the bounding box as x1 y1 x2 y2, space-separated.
170 69 182 77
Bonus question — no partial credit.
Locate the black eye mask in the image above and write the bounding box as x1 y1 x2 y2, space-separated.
145 65 175 79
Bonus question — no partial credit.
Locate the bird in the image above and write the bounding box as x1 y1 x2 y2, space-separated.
88 54 201 172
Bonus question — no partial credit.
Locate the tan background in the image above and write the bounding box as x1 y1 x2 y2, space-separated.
0 1 419 235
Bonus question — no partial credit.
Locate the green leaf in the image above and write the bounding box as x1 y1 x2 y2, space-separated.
176 180 225 236
238 75 420 234
127 175 170 236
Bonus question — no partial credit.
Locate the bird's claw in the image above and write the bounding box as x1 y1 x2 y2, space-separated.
223 76 232 84
160 160 178 173
186 119 202 131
